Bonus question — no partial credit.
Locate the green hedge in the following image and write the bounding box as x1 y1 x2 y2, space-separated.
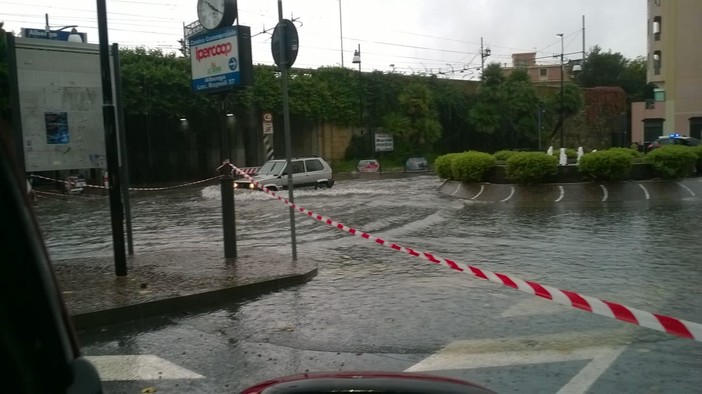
451 151 496 182
434 153 460 179
578 150 634 181
493 150 518 161
506 152 558 184
606 147 643 159
644 145 698 179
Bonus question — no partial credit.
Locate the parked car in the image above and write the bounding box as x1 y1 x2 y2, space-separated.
235 157 334 191
357 159 380 173
647 134 700 151
405 157 429 172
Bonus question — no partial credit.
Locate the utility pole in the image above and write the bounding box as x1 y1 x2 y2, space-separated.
557 33 565 148
338 0 344 67
480 37 491 76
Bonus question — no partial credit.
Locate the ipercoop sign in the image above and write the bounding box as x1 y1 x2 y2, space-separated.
189 26 252 93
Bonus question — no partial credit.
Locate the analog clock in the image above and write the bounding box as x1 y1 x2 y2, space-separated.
197 0 237 30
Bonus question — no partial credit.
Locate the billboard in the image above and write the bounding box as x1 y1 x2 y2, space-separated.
189 25 253 93
11 38 108 172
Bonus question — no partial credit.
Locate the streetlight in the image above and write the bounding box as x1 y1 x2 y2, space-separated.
557 33 565 148
352 44 363 155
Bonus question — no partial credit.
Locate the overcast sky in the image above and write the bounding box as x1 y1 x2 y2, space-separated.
2 0 647 79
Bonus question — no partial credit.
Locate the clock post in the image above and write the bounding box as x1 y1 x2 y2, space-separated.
190 0 253 259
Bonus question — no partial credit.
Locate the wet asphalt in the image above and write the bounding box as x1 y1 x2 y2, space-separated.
35 174 702 393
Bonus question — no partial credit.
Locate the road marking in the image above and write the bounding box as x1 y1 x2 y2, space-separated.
85 355 204 381
599 184 608 202
404 331 629 394
556 346 625 394
677 182 696 197
500 186 515 202
638 183 650 200
470 185 484 200
450 183 462 196
555 186 565 202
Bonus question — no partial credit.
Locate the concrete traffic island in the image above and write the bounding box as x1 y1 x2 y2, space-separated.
439 178 702 203
53 249 317 330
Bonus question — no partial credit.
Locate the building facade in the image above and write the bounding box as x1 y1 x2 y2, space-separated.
631 0 702 145
504 52 576 85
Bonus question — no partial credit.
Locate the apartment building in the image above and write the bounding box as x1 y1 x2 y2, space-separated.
631 0 702 144
503 52 576 85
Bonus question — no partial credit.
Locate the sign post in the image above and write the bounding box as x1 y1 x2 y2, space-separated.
272 1 300 261
189 0 253 260
374 133 394 174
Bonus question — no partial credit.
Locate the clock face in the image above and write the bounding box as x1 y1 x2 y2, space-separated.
197 0 227 30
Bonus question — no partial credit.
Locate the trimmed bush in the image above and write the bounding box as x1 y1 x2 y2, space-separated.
493 150 518 161
506 152 558 184
644 145 698 179
434 153 460 179
691 145 702 159
607 147 643 159
578 150 634 181
450 151 496 182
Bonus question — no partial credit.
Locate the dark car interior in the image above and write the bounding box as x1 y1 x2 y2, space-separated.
1 122 103 393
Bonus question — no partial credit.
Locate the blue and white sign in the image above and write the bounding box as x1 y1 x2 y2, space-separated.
22 28 87 42
189 26 241 93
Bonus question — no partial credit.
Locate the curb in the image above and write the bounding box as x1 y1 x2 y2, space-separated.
71 268 318 331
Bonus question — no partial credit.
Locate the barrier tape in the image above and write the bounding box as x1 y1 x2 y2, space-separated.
29 174 235 191
230 164 702 342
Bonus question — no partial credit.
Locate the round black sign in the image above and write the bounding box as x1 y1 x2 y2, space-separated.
271 19 299 69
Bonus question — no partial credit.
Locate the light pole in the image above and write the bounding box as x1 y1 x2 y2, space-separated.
338 0 344 67
352 44 362 155
557 33 565 148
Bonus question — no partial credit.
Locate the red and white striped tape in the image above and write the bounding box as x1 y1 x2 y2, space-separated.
30 174 220 191
231 164 702 342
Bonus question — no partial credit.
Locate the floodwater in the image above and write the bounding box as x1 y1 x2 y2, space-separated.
34 174 702 392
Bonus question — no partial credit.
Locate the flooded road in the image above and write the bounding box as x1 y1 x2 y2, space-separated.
35 174 702 393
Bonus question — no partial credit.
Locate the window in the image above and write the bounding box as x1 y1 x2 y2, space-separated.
653 16 661 41
291 161 305 174
539 68 547 78
645 100 655 109
643 119 664 143
690 117 702 140
653 51 662 75
305 159 324 172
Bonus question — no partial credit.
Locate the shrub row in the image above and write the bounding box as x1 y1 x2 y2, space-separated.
434 145 700 184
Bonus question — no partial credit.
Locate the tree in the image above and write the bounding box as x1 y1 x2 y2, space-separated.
575 46 650 103
468 64 544 150
382 82 442 157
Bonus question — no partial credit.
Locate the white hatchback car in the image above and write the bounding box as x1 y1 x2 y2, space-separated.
235 157 335 191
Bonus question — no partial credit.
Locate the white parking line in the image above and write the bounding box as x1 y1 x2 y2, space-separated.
638 183 650 200
599 185 608 202
555 186 565 202
85 355 204 381
450 183 462 196
500 186 515 202
677 182 696 197
470 185 484 200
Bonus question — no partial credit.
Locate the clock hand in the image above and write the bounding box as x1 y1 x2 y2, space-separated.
205 0 223 14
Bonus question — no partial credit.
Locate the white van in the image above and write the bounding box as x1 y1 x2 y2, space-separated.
235 157 335 191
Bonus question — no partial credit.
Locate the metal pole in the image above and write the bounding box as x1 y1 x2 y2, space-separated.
111 43 134 256
559 33 565 148
96 0 127 276
220 94 236 258
338 0 344 67
278 0 297 261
